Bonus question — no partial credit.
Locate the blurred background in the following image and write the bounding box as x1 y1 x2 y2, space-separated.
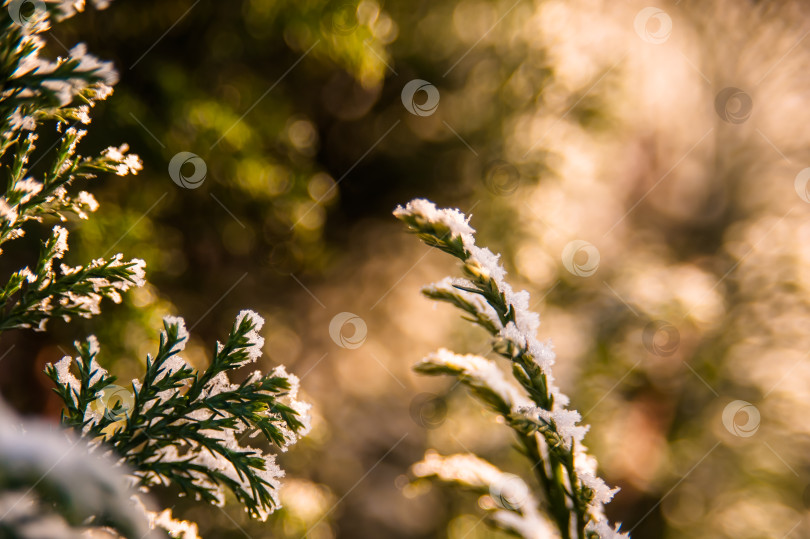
2 0 810 537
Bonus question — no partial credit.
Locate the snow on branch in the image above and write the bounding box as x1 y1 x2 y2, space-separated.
396 199 628 539
46 310 312 522
0 0 144 334
413 451 559 539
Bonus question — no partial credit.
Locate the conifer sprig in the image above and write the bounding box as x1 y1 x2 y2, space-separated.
396 199 628 539
0 0 145 334
46 312 311 522
0 1 312 536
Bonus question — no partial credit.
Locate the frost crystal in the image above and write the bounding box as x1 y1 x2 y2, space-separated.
75 191 99 218
86 335 100 357
585 520 631 539
127 258 147 287
102 144 143 175
68 43 118 84
419 348 533 411
467 244 508 282
394 198 475 238
155 355 189 384
133 495 200 539
54 0 113 21
235 309 265 364
163 315 189 348
0 198 18 225
52 356 79 397
578 468 619 506
413 452 558 539
14 178 43 204
51 226 69 258
271 365 312 448
522 407 590 450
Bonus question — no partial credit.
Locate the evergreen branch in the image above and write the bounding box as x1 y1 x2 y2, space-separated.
45 311 312 522
0 399 158 539
0 0 118 147
0 128 142 249
0 224 146 331
1 2 232 536
396 199 629 539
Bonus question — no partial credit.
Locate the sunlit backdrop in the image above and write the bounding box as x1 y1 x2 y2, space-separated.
2 1 809 537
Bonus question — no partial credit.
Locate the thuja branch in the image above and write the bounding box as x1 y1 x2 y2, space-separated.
0 0 145 334
396 199 628 539
46 311 311 521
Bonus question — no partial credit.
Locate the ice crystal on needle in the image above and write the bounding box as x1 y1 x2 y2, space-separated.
416 348 533 411
396 199 628 539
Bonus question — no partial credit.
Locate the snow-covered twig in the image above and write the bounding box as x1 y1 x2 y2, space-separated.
0 398 156 538
46 311 311 522
0 0 145 333
396 199 628 539
1 2 312 536
413 451 559 539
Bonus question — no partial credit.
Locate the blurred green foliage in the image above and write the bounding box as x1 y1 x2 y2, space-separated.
36 0 584 390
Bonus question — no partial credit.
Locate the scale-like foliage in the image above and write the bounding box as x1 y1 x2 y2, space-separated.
0 2 311 537
396 199 628 539
0 0 145 334
46 311 311 522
